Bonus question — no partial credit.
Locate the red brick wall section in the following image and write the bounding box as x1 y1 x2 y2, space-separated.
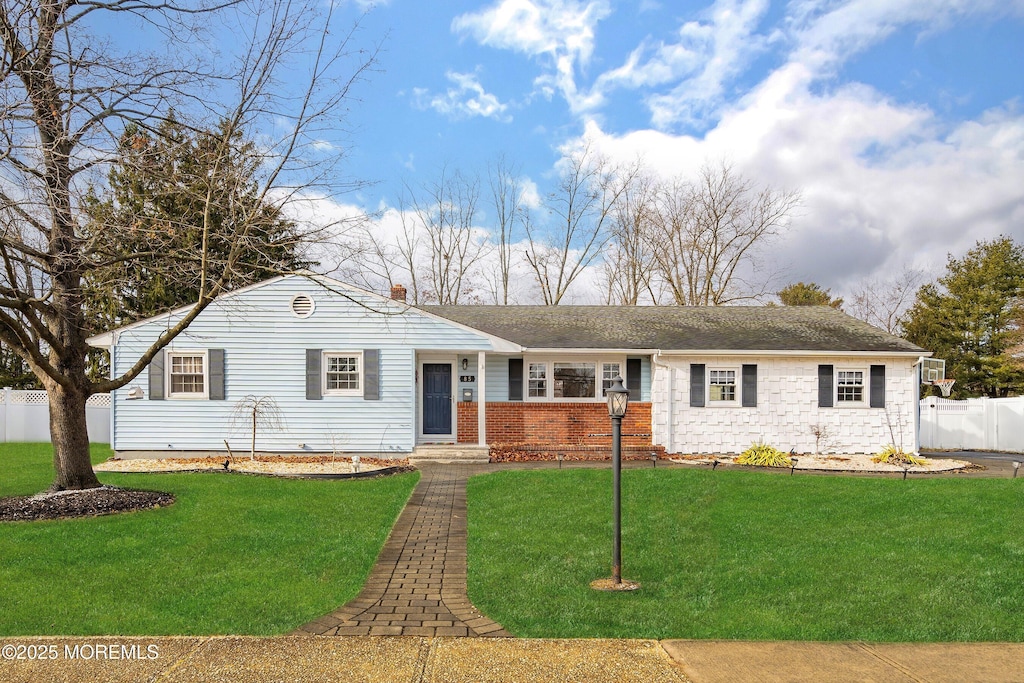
457 402 478 444
481 402 654 448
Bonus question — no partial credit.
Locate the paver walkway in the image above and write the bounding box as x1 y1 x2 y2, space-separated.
296 463 511 638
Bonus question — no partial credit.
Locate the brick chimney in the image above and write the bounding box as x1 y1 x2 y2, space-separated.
390 284 407 303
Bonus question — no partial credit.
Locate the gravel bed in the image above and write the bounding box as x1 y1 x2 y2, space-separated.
669 453 974 472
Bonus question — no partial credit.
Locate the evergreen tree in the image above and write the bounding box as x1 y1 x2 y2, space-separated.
83 118 310 332
777 282 843 308
903 237 1024 397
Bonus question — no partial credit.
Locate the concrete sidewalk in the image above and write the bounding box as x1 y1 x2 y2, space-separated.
2 636 1022 682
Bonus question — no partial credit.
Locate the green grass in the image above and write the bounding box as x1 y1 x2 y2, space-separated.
467 468 1024 641
0 443 418 635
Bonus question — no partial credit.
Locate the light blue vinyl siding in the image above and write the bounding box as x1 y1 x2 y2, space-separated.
112 276 498 453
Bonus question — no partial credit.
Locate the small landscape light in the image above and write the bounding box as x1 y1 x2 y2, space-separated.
223 459 229 470
903 464 909 481
650 453 657 468
790 456 798 476
711 459 719 471
557 452 564 469
353 455 361 473
1013 461 1020 479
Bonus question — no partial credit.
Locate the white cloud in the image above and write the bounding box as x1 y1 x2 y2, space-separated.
786 0 1024 76
453 0 612 113
412 70 512 122
577 63 1024 294
519 176 542 209
584 0 771 127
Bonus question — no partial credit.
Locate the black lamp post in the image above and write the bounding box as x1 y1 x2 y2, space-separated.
591 376 639 590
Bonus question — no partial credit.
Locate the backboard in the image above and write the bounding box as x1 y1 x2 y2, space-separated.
920 358 945 384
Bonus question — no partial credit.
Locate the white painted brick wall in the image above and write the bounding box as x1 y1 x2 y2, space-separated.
651 356 918 455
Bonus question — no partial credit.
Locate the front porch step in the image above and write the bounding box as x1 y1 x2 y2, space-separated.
409 444 491 464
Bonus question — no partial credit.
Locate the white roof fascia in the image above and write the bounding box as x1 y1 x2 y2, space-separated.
409 309 522 353
656 349 930 358
520 348 661 355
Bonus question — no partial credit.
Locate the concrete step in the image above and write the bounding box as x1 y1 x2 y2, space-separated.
409 445 491 464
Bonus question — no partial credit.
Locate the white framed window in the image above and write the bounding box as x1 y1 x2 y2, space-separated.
708 369 737 402
837 369 865 403
553 362 596 398
167 352 207 399
324 352 362 396
528 362 547 397
524 357 628 401
602 362 621 396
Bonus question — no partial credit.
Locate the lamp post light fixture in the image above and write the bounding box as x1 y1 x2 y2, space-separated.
591 376 640 592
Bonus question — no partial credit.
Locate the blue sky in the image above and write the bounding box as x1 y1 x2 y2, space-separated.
85 0 1019 304
306 0 1024 302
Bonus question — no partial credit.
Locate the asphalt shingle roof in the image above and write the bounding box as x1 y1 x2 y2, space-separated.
420 305 927 354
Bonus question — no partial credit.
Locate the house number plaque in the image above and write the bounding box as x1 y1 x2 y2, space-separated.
460 375 476 383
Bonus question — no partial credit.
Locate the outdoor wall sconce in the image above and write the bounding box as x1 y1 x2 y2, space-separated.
461 358 469 371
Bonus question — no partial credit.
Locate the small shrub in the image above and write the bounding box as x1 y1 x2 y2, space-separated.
737 442 792 468
873 445 928 467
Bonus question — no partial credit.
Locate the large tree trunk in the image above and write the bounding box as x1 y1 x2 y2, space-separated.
48 382 101 491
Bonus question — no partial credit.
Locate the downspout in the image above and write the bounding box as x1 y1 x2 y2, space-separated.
651 352 674 454
914 356 925 456
109 331 118 453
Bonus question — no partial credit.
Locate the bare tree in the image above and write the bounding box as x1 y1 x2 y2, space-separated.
525 145 633 305
600 167 658 305
485 154 523 305
647 162 799 305
342 202 422 303
0 0 377 490
845 267 924 334
409 167 486 304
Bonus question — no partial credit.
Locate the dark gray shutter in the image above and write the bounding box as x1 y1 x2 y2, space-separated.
626 358 641 397
690 364 705 408
870 364 886 408
306 349 321 400
149 349 165 400
363 349 380 400
508 358 523 401
209 349 225 400
818 364 834 408
742 364 757 407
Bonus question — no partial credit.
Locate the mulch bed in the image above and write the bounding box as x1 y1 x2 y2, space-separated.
0 487 175 523
489 443 666 463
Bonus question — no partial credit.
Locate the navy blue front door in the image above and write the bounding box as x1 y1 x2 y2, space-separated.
423 363 452 435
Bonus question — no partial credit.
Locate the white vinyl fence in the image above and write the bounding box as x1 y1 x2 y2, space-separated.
920 396 1024 453
0 389 110 444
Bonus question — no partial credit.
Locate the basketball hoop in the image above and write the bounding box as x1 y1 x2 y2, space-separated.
934 379 955 397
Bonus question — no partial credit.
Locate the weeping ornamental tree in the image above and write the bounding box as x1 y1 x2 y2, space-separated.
0 0 376 490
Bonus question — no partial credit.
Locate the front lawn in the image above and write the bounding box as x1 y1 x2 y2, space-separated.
467 468 1024 641
0 443 418 635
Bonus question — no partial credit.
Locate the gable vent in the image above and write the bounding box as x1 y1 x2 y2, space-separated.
290 293 315 318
